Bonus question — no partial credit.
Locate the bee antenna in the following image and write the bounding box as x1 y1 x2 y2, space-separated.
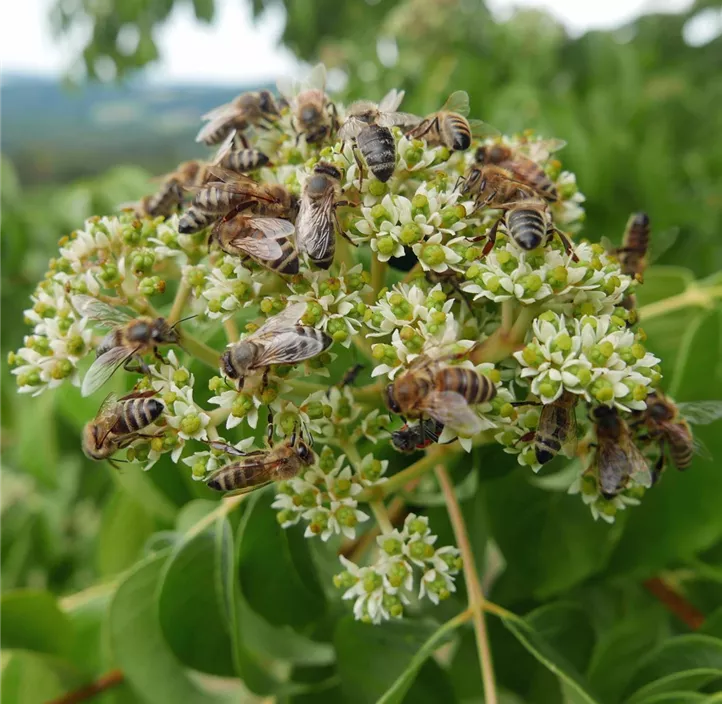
171 314 197 329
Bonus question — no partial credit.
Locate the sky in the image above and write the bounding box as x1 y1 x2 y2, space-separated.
0 0 700 86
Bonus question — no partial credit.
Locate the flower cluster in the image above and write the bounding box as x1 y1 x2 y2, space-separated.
333 514 462 623
9 67 679 624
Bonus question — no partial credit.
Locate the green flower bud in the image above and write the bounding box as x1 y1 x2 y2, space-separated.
333 570 359 590
405 145 424 166
208 376 224 392
522 343 543 367
363 571 383 593
383 593 404 618
361 458 384 482
420 244 445 267
552 332 572 353
335 505 357 528
368 180 388 197
276 509 296 525
162 391 177 406
150 436 165 453
399 222 423 245
426 573 451 600
319 446 336 472
386 561 409 588
591 378 614 403
596 499 617 518
520 273 543 294
539 379 560 399
538 310 558 324
333 477 352 498
297 490 318 509
207 298 223 313
411 194 429 217
382 538 403 556
180 414 202 435
521 409 540 430
173 369 190 386
439 552 463 572
192 461 206 479
376 235 397 257
17 370 41 387
66 334 86 357
370 204 388 224
308 510 329 536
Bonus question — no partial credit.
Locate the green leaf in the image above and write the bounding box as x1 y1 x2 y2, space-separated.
110 466 178 525
97 492 155 577
108 551 228 703
1 651 80 704
157 520 236 676
586 610 662 703
237 491 325 628
629 694 708 704
401 658 457 704
624 635 722 703
1 590 71 657
608 308 722 577
636 267 694 307
334 617 445 704
502 615 601 704
700 607 722 640
15 393 58 488
482 469 623 601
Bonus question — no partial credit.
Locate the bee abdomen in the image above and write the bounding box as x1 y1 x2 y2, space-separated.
357 125 396 183
435 368 496 404
207 464 248 491
669 424 694 470
293 325 333 349
179 207 216 234
116 398 164 434
96 331 120 357
506 209 546 250
535 437 561 465
221 149 270 173
624 212 650 250
445 115 472 151
310 246 335 270
146 181 184 217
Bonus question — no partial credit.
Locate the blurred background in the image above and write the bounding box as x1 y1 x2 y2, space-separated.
2 0 722 595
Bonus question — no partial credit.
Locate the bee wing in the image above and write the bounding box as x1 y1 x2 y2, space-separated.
596 443 631 496
468 119 501 139
600 236 618 255
71 295 133 326
378 111 421 129
306 63 327 91
692 435 714 461
96 391 120 417
251 302 309 338
254 328 331 367
558 409 579 458
627 441 653 488
225 236 284 261
251 217 296 240
201 99 238 121
211 129 237 165
677 401 722 426
81 346 137 397
296 191 336 262
277 74 301 101
521 138 567 163
379 88 405 113
338 116 366 140
421 390 483 437
196 111 237 144
442 90 471 116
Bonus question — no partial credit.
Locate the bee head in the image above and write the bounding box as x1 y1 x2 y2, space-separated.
294 439 315 465
220 349 240 379
391 427 413 453
259 90 279 115
384 384 401 415
154 318 180 344
461 166 481 195
301 104 321 123
481 144 507 164
81 422 109 460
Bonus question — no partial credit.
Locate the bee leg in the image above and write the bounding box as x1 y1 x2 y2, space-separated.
513 430 536 447
328 101 340 132
206 439 249 457
266 409 275 446
551 227 579 263
153 348 167 365
333 205 359 247
260 368 270 392
470 217 501 257
352 144 365 191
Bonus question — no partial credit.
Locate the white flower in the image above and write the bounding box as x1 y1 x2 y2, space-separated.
412 232 463 273
165 392 210 442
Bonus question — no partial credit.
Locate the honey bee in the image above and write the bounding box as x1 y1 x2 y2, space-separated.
607 212 651 283
632 392 722 478
82 390 164 466
196 90 279 146
219 148 271 173
178 167 283 234
391 418 446 453
209 214 298 276
339 89 419 184
278 64 337 145
72 296 183 397
384 352 496 437
119 160 209 218
533 391 579 464
460 163 535 209
474 138 566 203
406 90 498 152
591 405 652 498
296 161 353 269
206 425 315 495
220 302 332 390
482 197 578 260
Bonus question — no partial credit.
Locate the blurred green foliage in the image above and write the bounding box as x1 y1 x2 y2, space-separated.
3 1 722 702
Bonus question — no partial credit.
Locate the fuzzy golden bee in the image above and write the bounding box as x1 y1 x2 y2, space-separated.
406 90 497 152
82 390 164 467
474 138 566 203
209 214 298 275
278 64 337 145
220 302 332 390
461 163 535 208
72 296 184 397
533 391 579 464
384 352 496 437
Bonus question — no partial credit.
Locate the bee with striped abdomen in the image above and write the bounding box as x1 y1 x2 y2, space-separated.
220 302 332 391
406 90 498 152
72 296 183 397
196 90 279 146
590 405 652 498
339 89 419 185
296 161 354 269
384 352 496 438
82 390 164 466
205 423 314 495
475 138 566 203
210 214 298 275
461 163 535 210
632 392 722 480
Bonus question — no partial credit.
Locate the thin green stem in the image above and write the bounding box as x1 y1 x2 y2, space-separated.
181 333 220 369
370 501 393 533
352 333 375 362
167 278 192 326
638 284 722 322
435 464 497 704
501 300 514 335
470 303 539 365
369 252 387 303
351 380 385 403
223 318 240 343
